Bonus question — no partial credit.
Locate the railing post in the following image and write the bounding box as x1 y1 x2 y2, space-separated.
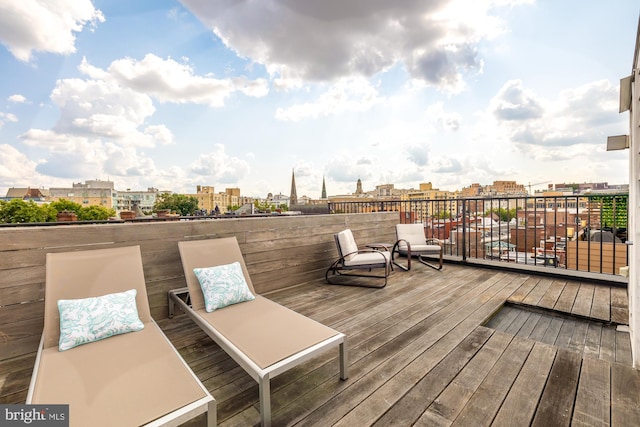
462 199 467 262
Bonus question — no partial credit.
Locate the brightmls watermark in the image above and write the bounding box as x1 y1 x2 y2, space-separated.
0 405 68 426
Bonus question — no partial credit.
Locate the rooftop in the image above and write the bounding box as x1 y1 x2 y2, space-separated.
0 213 637 425
69 265 637 424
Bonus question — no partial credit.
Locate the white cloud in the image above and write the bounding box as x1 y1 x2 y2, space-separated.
326 154 374 184
8 94 27 103
49 77 158 145
426 102 461 130
275 77 383 121
0 0 104 62
181 0 512 90
0 112 18 127
406 143 430 166
190 144 251 183
491 79 623 149
0 144 40 187
432 156 463 173
103 54 268 106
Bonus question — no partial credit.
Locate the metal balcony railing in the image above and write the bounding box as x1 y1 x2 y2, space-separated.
328 194 629 276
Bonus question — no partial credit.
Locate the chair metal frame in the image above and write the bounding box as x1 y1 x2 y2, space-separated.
325 229 392 288
391 224 444 271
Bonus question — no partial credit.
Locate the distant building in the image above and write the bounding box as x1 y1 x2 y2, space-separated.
321 176 327 199
549 182 629 194
289 170 298 206
114 188 161 214
403 183 459 223
460 181 526 198
189 186 242 214
4 187 49 201
49 180 115 208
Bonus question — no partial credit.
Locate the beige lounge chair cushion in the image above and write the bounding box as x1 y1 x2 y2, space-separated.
195 295 338 369
30 323 208 427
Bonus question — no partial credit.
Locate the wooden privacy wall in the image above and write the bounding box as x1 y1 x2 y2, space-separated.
566 240 628 275
0 212 397 362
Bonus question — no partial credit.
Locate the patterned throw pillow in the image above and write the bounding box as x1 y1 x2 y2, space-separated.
57 288 145 351
193 262 255 312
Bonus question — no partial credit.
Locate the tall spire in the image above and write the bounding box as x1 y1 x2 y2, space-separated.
321 176 327 199
289 168 298 205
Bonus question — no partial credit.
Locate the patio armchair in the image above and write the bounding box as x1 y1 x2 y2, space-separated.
168 237 348 427
325 228 392 288
27 246 215 427
392 223 444 271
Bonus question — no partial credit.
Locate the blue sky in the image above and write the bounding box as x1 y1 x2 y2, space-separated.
0 1 638 199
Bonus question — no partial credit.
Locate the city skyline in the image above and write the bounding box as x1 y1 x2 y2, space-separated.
0 1 638 199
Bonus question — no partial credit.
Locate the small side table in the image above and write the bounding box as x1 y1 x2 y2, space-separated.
365 243 392 251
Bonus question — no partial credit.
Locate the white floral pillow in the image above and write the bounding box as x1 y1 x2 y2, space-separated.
193 262 255 312
57 288 145 351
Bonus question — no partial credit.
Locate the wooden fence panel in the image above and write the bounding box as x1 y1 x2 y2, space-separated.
566 241 628 275
0 212 398 361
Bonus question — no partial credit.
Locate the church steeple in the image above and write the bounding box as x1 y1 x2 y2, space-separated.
321 176 327 199
289 169 298 206
355 178 363 195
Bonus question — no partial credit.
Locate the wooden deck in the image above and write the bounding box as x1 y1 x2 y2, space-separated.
1 264 638 426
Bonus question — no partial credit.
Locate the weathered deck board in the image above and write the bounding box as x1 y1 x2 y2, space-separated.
611 287 630 324
611 362 640 426
537 279 566 310
490 342 556 426
486 305 631 366
450 334 534 427
572 356 610 427
572 283 596 318
591 285 611 321
1 263 635 427
531 349 582 427
554 280 581 313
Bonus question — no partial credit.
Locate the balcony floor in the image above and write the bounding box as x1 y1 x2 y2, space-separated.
1 263 638 426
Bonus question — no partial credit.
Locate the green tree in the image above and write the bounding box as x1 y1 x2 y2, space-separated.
435 211 451 219
78 205 116 220
50 199 83 215
153 193 199 216
486 207 518 222
0 199 56 223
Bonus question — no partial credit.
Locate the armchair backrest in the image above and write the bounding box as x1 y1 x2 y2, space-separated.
335 229 358 261
396 224 427 246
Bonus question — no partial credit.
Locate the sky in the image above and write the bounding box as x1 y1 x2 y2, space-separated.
0 1 638 199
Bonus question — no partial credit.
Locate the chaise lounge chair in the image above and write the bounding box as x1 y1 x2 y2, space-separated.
168 237 348 427
26 246 215 427
325 228 392 288
392 223 444 271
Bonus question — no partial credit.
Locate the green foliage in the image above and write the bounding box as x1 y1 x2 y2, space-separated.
253 200 272 212
0 198 118 223
78 205 116 220
50 199 83 214
592 195 628 229
0 199 56 223
485 207 518 222
153 193 199 216
253 200 289 212
435 211 451 219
